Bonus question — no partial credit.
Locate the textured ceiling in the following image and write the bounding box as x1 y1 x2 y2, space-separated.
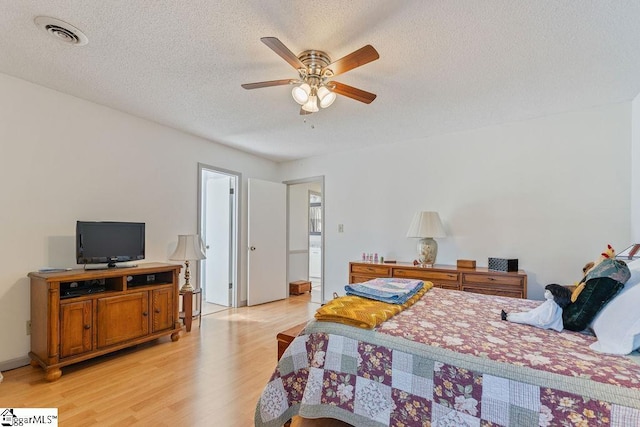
2 1 640 162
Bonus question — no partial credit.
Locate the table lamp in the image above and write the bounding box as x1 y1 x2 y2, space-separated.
169 234 206 292
406 211 446 266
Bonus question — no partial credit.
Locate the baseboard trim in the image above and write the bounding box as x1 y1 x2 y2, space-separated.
0 355 30 372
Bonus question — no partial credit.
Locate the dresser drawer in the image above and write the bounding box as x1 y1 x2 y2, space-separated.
461 273 523 287
462 272 525 299
393 269 459 282
433 282 460 291
350 274 378 284
350 264 391 276
462 285 524 299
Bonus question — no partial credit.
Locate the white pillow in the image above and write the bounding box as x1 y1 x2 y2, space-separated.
589 258 640 355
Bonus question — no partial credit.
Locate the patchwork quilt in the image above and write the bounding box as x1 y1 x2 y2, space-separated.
255 288 640 426
345 278 425 304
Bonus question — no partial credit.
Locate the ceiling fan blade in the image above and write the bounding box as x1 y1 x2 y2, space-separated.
331 81 377 104
261 37 305 70
323 45 379 76
241 79 296 90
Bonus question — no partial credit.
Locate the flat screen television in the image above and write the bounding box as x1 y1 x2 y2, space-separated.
76 221 145 268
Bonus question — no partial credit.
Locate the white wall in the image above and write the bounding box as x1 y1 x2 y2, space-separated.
0 73 279 366
632 93 640 242
279 103 632 303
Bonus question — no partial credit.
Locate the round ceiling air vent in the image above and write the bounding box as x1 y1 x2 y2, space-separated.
34 16 88 46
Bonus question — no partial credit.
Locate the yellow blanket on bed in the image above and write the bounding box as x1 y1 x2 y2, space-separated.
314 282 433 329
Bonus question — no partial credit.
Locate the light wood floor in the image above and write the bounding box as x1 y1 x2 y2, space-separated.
0 294 318 426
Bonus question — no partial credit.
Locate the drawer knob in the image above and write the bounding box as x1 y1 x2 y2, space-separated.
84 324 90 330
155 308 161 313
142 311 148 316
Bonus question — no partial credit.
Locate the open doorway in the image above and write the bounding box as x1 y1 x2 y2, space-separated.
198 164 240 313
286 177 324 305
308 191 322 301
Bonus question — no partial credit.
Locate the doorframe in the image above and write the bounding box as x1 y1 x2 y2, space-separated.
197 163 242 308
284 176 324 303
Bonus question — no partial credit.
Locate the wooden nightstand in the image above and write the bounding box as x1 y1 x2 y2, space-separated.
276 322 307 359
179 288 202 332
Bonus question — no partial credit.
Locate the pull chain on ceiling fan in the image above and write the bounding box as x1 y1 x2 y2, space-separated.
241 37 379 115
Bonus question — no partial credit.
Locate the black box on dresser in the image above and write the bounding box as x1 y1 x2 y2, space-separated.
488 257 519 272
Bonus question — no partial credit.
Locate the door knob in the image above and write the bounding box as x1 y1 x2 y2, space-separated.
250 246 256 251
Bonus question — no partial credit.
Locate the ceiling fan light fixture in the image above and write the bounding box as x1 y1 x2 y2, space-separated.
291 83 311 105
242 38 379 114
317 86 336 108
301 95 319 113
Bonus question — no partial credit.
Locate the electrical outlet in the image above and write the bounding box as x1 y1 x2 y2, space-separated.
338 224 344 233
26 320 31 335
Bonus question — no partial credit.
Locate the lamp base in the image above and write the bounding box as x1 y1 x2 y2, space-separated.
180 283 195 293
417 238 438 267
179 260 195 292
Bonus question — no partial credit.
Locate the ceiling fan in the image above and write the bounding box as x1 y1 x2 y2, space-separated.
241 37 379 114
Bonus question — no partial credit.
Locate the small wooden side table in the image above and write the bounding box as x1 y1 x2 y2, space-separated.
179 288 202 332
289 280 311 295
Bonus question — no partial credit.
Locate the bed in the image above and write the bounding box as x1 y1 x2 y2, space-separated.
255 286 640 426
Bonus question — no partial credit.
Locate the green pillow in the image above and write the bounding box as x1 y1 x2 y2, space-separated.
562 259 630 331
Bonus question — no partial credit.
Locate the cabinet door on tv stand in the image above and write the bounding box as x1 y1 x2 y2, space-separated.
60 300 93 358
96 292 149 348
151 285 174 333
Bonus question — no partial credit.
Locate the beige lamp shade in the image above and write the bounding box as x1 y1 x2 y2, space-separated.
169 234 206 292
406 212 446 266
169 234 206 261
406 212 446 238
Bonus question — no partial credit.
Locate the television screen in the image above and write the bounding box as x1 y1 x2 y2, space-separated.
76 221 145 267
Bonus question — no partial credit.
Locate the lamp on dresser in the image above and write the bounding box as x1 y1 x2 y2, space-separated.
169 234 206 292
406 211 446 267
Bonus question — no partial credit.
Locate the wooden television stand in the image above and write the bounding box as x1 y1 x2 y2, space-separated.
28 263 182 381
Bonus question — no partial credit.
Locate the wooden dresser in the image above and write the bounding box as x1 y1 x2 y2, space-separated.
349 261 527 299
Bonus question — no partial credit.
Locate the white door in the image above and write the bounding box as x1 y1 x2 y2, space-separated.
205 175 231 306
248 178 287 306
